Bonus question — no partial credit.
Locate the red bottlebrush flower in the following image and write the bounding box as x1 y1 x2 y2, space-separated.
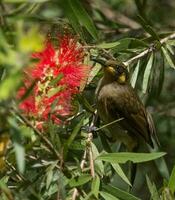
18 35 90 127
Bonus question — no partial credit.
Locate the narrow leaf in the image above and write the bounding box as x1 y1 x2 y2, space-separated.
61 0 82 37
168 165 175 193
130 60 140 88
166 44 174 55
91 143 104 175
8 117 25 174
87 63 102 84
149 144 170 180
157 53 165 96
49 73 63 86
69 174 92 187
113 38 148 52
111 163 131 186
97 41 120 49
97 152 166 164
146 175 160 200
91 175 100 198
47 86 63 98
77 94 94 113
64 116 85 158
13 142 25 174
142 53 154 93
161 46 175 69
69 0 98 40
100 191 119 200
137 15 159 40
103 184 140 200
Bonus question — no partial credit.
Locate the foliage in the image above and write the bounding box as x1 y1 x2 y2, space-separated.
0 0 175 200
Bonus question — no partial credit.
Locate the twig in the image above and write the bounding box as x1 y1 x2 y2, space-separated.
72 150 87 200
71 111 98 200
95 117 124 131
124 32 175 66
5 160 26 182
88 133 95 178
12 108 62 160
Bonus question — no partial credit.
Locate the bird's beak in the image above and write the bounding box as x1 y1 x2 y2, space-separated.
90 56 107 67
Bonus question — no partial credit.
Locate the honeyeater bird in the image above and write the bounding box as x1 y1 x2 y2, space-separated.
93 57 159 152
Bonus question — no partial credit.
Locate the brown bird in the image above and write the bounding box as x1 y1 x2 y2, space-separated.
93 58 159 152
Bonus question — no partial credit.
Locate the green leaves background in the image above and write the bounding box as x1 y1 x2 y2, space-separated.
0 1 175 200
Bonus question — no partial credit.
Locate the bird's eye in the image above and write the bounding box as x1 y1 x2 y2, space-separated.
117 66 124 74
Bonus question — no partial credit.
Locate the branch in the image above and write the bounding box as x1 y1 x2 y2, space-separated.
71 111 97 200
12 108 62 161
72 150 87 200
124 32 175 66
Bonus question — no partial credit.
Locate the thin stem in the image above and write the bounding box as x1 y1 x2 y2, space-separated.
88 135 95 178
124 32 175 66
72 150 87 200
71 111 98 200
12 108 61 161
95 117 124 131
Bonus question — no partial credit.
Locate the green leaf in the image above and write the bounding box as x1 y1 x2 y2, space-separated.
157 53 165 96
111 163 131 186
168 165 175 193
137 15 159 41
0 178 12 200
69 140 86 151
100 191 119 200
91 175 100 198
148 143 169 179
97 152 166 164
49 74 63 86
8 117 25 174
77 94 95 113
19 126 33 138
166 44 174 55
130 60 140 88
14 142 25 174
113 38 148 52
142 53 154 93
61 0 82 37
167 39 175 46
91 143 104 175
69 174 92 187
103 184 140 200
87 63 102 84
146 175 160 200
97 41 120 49
19 26 44 52
0 73 21 100
161 46 175 69
65 0 98 40
47 86 63 98
64 116 85 159
46 162 57 190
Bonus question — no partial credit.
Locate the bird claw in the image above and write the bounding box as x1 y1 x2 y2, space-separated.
82 125 98 133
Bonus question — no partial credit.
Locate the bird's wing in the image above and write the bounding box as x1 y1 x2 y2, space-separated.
107 86 154 146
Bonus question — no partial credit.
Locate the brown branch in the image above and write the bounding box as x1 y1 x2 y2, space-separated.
72 150 87 200
88 133 95 178
12 109 62 160
124 32 175 66
71 111 97 200
5 160 26 182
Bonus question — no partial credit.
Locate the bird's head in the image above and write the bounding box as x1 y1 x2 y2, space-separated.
92 57 129 84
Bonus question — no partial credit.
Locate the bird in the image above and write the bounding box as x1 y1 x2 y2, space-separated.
92 57 159 184
92 57 159 150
